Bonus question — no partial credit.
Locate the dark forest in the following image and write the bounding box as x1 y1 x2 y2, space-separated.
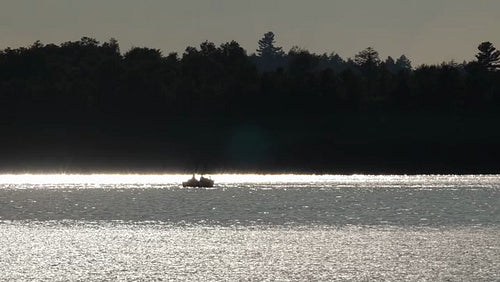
1 33 500 173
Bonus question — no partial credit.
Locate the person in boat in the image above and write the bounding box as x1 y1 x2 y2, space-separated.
199 175 214 186
183 174 198 186
183 174 214 187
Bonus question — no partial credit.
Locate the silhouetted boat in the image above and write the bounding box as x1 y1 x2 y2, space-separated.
182 175 214 187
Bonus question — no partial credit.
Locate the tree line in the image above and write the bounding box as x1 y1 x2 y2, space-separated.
0 33 499 173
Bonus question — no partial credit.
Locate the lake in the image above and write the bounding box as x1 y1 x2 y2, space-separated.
0 174 499 280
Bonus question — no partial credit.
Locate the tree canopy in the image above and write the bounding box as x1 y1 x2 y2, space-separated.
0 35 499 173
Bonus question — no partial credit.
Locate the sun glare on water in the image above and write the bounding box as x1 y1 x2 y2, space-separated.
0 174 392 184
0 174 491 185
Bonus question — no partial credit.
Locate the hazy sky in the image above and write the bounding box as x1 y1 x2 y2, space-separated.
1 0 498 65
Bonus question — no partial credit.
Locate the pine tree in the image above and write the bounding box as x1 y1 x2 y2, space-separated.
384 56 397 73
476 41 500 71
354 47 380 68
395 55 412 71
256 32 284 58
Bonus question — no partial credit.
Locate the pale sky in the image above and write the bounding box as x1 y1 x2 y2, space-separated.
0 0 498 65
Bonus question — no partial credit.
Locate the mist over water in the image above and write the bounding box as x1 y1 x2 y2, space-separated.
1 175 499 280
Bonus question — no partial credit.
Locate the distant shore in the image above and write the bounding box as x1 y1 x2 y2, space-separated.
1 38 499 175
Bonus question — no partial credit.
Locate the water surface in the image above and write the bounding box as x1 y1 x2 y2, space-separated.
0 174 498 280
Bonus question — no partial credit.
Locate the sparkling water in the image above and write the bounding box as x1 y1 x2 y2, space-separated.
0 175 499 281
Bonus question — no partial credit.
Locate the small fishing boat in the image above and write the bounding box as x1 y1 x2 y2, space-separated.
182 174 214 187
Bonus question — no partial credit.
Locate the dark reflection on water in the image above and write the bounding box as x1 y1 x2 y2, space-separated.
1 183 498 226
